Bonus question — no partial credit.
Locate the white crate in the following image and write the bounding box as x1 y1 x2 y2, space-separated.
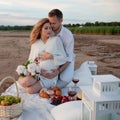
92 74 120 96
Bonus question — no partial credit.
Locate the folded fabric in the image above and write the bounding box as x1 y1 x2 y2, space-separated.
18 76 37 87
51 101 82 120
67 61 92 87
18 76 42 94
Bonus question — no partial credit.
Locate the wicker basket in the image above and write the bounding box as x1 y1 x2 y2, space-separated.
0 76 23 118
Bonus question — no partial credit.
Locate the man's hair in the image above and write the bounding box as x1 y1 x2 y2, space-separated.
48 9 63 19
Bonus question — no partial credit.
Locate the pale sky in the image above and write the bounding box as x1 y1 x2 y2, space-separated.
0 0 120 26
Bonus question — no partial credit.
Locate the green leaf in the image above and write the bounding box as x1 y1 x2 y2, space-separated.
23 60 30 68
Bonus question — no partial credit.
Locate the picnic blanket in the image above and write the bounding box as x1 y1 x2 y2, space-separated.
0 61 92 120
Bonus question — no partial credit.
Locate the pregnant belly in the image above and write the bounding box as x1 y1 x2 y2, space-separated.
39 60 58 72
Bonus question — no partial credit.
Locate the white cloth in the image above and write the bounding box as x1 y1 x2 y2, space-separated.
57 61 93 88
51 101 82 120
0 61 92 120
29 36 67 88
0 82 83 120
67 61 93 87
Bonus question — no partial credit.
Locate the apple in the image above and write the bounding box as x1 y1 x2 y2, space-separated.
0 100 8 106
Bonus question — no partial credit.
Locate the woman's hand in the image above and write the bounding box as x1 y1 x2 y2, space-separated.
39 52 53 60
41 69 59 79
34 57 39 64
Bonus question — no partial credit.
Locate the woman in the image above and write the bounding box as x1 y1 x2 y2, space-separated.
19 18 67 94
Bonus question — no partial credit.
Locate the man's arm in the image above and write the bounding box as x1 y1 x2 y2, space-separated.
58 61 70 73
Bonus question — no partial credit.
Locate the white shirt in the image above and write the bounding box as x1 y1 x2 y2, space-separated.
57 26 75 62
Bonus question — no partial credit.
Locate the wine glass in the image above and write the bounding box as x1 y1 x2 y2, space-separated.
46 89 54 98
72 78 79 87
68 87 77 101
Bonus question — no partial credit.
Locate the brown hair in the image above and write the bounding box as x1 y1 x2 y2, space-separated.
48 9 63 19
30 18 50 45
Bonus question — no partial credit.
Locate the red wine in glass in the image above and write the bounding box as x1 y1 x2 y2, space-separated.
72 79 79 84
68 91 77 97
68 87 77 101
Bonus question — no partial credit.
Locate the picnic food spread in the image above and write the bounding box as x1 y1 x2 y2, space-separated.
39 86 62 98
39 86 70 105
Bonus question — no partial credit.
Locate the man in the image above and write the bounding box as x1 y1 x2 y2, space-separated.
41 9 75 87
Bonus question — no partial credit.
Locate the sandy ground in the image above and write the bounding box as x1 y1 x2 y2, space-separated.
0 31 120 93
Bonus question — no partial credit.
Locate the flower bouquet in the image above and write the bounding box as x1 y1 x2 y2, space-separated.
16 60 40 77
16 60 41 88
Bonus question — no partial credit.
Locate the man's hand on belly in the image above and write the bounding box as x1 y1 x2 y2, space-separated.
41 69 59 79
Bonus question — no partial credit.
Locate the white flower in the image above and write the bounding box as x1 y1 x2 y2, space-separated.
16 65 26 75
27 63 36 76
23 69 29 76
16 60 41 77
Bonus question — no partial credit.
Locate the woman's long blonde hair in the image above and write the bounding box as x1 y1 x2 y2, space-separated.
30 18 50 45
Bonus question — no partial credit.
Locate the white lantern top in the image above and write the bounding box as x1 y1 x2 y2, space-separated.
92 74 120 96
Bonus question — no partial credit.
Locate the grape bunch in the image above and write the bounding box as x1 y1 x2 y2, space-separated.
50 95 70 105
0 95 21 106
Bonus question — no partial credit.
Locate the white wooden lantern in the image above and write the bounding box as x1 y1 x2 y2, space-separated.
88 61 97 75
81 74 120 120
93 74 120 96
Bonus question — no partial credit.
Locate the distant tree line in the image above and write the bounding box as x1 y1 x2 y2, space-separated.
64 21 120 27
0 25 33 31
0 21 120 31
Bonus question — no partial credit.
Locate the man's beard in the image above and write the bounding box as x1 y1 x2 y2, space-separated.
52 26 61 33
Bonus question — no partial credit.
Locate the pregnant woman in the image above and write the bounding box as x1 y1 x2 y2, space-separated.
19 18 67 94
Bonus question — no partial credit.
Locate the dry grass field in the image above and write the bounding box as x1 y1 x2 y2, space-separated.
0 31 120 93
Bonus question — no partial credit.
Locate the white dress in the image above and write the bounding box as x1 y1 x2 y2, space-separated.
29 36 67 88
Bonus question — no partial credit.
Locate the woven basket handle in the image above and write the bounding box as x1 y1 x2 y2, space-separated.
0 76 19 97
